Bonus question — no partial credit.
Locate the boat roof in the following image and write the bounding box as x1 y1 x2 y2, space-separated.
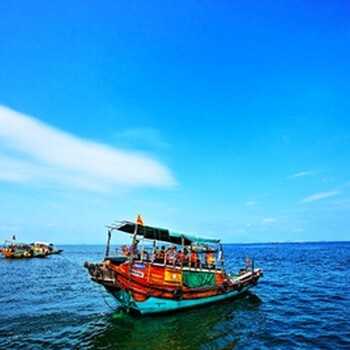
3 240 31 246
32 241 54 246
114 221 221 245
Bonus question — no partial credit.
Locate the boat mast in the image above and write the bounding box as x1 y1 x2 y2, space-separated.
105 229 112 258
131 222 138 260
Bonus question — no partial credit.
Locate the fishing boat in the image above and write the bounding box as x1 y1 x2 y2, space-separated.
85 216 263 315
31 241 63 255
1 240 46 258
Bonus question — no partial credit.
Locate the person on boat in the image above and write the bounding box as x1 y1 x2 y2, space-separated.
190 249 200 268
156 245 166 263
183 247 189 265
127 239 140 259
166 246 177 265
121 244 129 256
152 246 159 261
205 251 216 268
175 248 184 266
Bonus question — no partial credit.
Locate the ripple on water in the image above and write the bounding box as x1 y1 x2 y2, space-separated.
1 243 350 349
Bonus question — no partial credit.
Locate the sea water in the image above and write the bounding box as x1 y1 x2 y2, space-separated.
0 242 349 349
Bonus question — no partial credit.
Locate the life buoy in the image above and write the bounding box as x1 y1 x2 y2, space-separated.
173 287 183 301
236 282 243 292
221 281 230 293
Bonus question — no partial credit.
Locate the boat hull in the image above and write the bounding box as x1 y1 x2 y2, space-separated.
85 260 263 315
84 219 264 315
109 282 255 315
1 249 32 258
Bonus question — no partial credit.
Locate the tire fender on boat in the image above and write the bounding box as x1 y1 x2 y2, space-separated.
173 287 183 301
221 281 230 293
236 281 243 292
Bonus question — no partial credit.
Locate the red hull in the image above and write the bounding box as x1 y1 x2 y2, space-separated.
86 258 262 304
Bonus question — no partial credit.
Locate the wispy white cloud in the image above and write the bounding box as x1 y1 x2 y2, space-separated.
0 155 35 182
300 191 340 203
287 170 315 180
0 105 177 192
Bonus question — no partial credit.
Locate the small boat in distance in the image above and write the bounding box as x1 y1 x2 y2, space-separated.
31 241 63 255
1 239 63 258
84 216 263 315
1 240 46 258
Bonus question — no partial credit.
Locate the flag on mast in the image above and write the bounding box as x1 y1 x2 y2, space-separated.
136 214 144 226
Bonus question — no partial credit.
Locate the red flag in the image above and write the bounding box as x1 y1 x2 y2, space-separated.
136 214 144 226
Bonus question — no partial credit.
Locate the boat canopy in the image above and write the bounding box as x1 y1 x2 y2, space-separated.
3 240 32 247
32 241 54 246
114 221 221 245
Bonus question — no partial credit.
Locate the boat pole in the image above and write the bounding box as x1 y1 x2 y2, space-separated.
105 229 112 258
131 222 138 259
219 243 224 273
127 222 138 293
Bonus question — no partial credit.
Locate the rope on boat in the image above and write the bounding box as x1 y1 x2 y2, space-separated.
101 289 119 311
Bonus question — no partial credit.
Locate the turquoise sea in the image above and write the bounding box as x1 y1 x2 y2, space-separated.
0 242 349 349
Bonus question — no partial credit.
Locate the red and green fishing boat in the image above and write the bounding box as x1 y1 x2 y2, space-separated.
84 216 263 315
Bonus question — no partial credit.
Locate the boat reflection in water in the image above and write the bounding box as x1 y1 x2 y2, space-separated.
85 215 263 316
85 292 263 350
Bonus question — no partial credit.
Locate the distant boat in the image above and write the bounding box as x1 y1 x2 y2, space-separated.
31 241 63 255
1 240 46 258
84 217 263 315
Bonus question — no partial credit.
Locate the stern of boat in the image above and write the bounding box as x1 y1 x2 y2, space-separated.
226 266 263 293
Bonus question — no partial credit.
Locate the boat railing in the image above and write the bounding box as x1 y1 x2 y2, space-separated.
112 244 223 272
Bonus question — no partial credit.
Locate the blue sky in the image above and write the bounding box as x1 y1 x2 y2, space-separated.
1 1 350 244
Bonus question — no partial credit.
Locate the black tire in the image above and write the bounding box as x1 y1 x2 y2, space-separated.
173 287 183 301
221 282 230 293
